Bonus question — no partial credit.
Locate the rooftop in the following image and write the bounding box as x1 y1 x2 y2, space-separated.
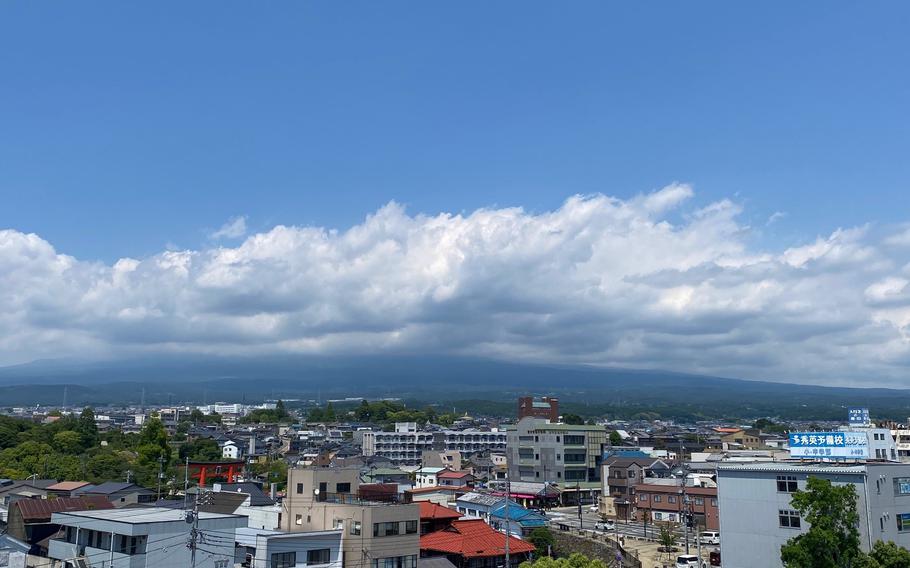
419 502 462 521
53 507 244 525
715 462 870 474
420 519 535 558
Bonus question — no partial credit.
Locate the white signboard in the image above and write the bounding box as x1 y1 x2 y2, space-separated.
788 431 869 459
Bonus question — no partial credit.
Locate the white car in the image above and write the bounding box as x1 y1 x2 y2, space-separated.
594 520 615 531
588 504 599 513
699 531 720 546
675 555 700 568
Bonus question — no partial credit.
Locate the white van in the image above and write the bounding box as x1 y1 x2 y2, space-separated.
699 531 720 546
675 555 700 568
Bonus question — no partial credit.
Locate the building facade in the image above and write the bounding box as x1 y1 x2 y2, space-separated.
717 462 910 568
362 425 506 466
282 467 420 568
517 397 559 422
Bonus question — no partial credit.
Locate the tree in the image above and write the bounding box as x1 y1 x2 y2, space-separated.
562 414 584 425
77 407 99 449
275 399 288 419
609 431 623 446
528 527 555 557
867 540 910 568
658 523 678 560
179 438 222 462
519 553 606 568
53 431 84 455
780 477 865 568
324 402 336 422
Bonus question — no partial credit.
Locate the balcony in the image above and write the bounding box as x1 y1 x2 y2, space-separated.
49 539 142 568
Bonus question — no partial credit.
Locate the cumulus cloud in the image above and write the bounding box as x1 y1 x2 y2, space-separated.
2 184 910 386
209 215 248 240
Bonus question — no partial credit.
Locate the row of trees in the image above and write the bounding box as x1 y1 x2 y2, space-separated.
307 399 459 427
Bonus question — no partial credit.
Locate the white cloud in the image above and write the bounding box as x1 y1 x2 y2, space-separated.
2 186 910 386
209 215 248 240
767 211 787 225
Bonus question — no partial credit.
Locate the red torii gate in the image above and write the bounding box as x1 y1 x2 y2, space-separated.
185 460 245 486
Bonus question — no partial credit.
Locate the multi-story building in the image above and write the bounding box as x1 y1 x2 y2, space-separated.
717 461 910 568
362 424 507 466
601 456 670 520
518 397 559 422
634 479 719 530
282 467 420 568
505 417 607 504
48 508 245 568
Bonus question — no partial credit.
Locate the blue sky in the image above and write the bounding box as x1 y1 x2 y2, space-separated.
2 2 910 384
2 2 908 261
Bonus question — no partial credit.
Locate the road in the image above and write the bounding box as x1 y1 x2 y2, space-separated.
544 507 696 545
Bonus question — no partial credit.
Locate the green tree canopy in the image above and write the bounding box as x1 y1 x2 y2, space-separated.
527 527 555 557
519 553 606 568
609 431 623 446
780 477 864 568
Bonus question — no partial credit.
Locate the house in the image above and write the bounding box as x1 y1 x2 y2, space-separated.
601 456 670 520
436 470 475 488
489 502 548 537
415 467 446 488
405 485 470 506
485 481 561 510
633 480 719 531
234 527 343 568
78 482 156 507
6 496 114 555
419 501 462 534
209 482 281 530
420 518 535 568
0 533 29 568
0 479 56 524
46 481 95 498
363 467 413 485
48 507 245 568
712 427 765 450
223 439 242 459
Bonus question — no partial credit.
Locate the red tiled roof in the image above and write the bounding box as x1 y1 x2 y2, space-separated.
15 496 114 523
437 470 472 479
419 501 462 521
420 519 535 558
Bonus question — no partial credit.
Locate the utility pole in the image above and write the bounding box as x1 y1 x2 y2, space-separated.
183 457 190 509
504 478 510 568
157 456 165 501
187 489 212 568
576 480 582 530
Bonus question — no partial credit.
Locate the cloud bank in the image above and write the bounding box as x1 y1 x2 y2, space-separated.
2 184 910 386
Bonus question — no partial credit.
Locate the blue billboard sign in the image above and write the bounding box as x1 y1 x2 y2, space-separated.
848 407 870 425
788 431 869 459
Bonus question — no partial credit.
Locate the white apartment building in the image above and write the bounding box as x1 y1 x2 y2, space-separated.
362 423 507 466
717 462 910 568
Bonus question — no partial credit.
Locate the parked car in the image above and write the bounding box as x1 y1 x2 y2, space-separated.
675 555 700 568
594 520 615 531
588 504 599 513
699 531 720 546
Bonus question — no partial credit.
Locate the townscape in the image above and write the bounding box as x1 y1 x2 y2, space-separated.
2 396 909 568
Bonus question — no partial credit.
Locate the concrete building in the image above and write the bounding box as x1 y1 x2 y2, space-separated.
634 479 719 530
282 467 420 568
601 456 670 520
48 507 245 568
234 527 343 568
362 425 506 466
717 461 910 568
517 397 559 422
505 417 607 503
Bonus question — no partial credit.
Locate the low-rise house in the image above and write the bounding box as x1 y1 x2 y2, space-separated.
489 502 548 537
634 480 719 531
235 527 343 568
419 501 462 535
48 507 245 568
7 496 114 555
601 456 670 520
78 482 156 508
436 470 475 488
0 533 29 568
415 467 445 488
46 481 95 498
420 518 534 568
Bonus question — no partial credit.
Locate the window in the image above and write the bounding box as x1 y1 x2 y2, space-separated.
777 475 798 493
564 435 585 445
654 512 663 521
307 549 331 565
668 495 677 504
336 483 351 493
711 499 717 507
350 521 362 535
628 470 636 478
272 552 297 568
694 497 704 506
639 494 648 502
405 520 418 534
373 522 400 537
895 478 910 495
371 555 417 568
297 483 304 494
898 514 910 532
653 495 661 503
557 472 561 478
295 514 303 525
779 509 801 529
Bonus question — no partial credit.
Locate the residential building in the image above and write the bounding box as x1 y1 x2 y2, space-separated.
48 507 245 568
517 397 559 422
601 456 670 520
282 467 420 568
362 426 507 467
633 480 719 530
717 461 910 568
78 482 156 508
713 428 766 450
505 417 607 504
436 471 476 488
0 533 28 568
418 502 462 535
415 467 446 488
234 527 343 568
46 481 95 498
6 496 114 554
420 518 534 568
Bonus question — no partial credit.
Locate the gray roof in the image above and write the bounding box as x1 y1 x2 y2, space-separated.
82 482 151 495
456 492 504 507
52 507 243 524
716 462 867 474
0 533 30 553
214 482 275 506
